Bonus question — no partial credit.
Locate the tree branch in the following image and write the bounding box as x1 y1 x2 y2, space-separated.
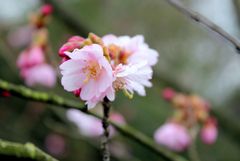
165 0 240 53
101 98 111 161
0 139 58 161
0 79 188 161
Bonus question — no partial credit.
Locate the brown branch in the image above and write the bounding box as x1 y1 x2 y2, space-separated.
101 97 111 161
165 0 240 53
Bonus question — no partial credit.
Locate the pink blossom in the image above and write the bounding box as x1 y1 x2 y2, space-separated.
102 34 159 66
201 121 218 144
21 64 56 87
113 62 152 96
66 109 103 137
66 109 125 137
154 122 191 151
60 44 114 108
17 46 45 69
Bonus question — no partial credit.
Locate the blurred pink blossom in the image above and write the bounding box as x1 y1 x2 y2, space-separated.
66 109 125 137
60 44 114 108
17 46 45 69
154 122 191 151
21 64 56 87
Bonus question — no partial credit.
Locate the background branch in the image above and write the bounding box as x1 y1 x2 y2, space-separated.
165 0 240 53
0 79 188 161
0 139 58 161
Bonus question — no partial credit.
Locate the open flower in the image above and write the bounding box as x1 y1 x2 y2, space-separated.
60 44 114 108
154 122 191 151
113 62 153 96
21 64 56 87
102 34 158 66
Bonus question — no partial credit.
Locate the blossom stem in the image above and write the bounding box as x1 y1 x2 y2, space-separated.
101 97 111 161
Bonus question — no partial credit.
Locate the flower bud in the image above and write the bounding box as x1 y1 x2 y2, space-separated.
73 89 81 97
58 36 85 57
41 4 53 16
68 36 85 42
201 118 218 144
172 94 188 108
162 88 176 101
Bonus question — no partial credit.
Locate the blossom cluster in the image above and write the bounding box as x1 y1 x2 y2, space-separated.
59 33 158 108
16 4 56 87
154 88 218 151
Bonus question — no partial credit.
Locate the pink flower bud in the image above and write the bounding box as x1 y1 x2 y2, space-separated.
41 4 53 16
68 36 85 42
201 118 218 144
162 88 176 101
58 42 83 57
73 89 81 97
154 122 191 151
61 56 70 64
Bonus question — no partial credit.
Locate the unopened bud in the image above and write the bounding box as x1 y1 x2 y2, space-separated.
73 89 81 97
68 36 85 42
89 33 103 45
172 94 188 108
201 117 218 144
41 4 53 16
162 88 176 101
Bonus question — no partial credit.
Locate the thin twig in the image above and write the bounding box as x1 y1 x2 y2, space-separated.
165 0 240 53
0 79 189 161
0 139 58 161
101 97 111 161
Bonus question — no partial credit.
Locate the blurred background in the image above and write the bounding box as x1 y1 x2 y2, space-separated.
0 0 240 161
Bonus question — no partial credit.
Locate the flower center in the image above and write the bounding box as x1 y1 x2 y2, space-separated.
82 61 100 83
113 78 126 90
108 44 132 65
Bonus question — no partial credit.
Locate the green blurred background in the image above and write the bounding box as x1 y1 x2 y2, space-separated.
0 0 240 161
